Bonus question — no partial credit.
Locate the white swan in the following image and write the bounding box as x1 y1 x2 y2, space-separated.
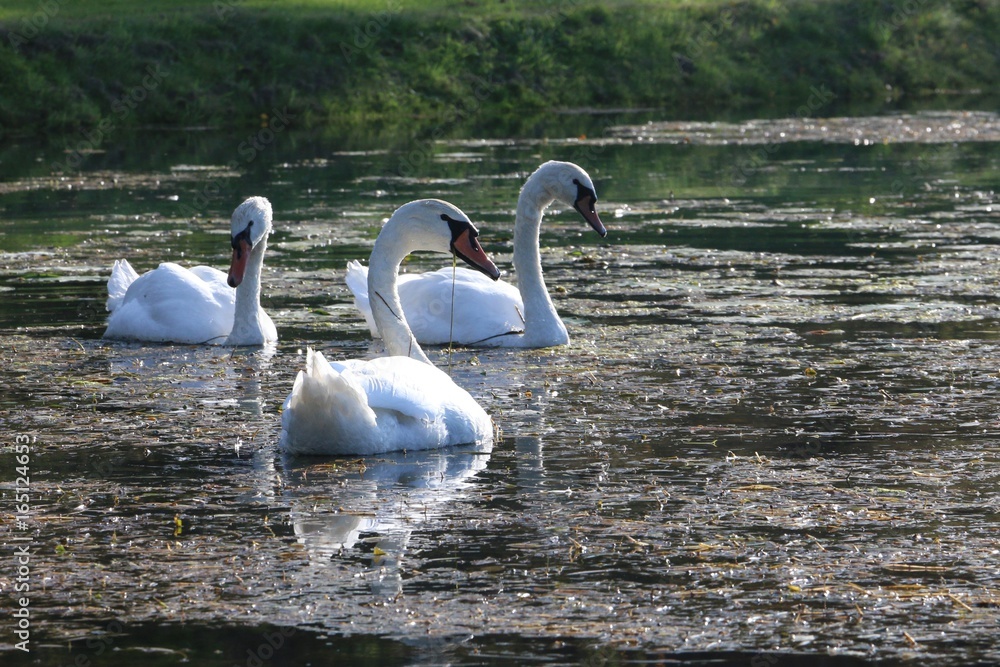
346 161 606 348
103 196 277 346
279 199 501 456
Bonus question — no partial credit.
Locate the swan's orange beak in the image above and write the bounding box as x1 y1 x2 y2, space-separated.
452 228 501 281
227 236 252 288
573 190 607 238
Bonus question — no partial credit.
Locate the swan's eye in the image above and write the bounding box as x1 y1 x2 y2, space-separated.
442 213 482 249
573 180 597 207
232 221 254 252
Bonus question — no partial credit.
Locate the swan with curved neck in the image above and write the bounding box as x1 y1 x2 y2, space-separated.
280 199 500 456
103 196 277 346
346 161 606 348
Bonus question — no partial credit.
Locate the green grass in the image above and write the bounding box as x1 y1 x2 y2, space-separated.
1 0 998 139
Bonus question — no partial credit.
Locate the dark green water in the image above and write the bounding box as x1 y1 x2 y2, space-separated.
1 110 999 666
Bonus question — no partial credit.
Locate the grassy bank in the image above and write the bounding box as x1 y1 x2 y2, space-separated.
1 0 998 139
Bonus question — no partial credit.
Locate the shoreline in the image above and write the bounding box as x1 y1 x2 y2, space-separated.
1 1 998 141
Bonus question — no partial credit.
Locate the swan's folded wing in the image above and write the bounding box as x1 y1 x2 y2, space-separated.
280 350 380 452
345 260 380 337
188 265 234 304
333 357 446 423
118 263 230 308
398 267 525 345
309 351 377 424
106 259 140 312
104 262 236 343
344 260 369 301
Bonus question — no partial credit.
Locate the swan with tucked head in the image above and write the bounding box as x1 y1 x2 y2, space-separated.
280 199 500 456
346 161 606 348
103 196 277 346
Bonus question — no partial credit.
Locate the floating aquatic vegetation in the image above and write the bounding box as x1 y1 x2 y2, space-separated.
1 115 999 665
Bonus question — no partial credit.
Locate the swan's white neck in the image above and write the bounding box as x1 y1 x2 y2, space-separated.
512 177 569 347
226 236 269 346
368 227 432 364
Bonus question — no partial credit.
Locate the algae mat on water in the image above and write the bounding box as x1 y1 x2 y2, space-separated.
1 110 1000 665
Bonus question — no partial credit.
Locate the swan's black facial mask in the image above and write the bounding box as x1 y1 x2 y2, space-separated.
228 221 255 288
231 222 254 257
572 179 608 238
443 214 501 281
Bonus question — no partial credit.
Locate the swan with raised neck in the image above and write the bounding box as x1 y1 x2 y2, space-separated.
367 198 500 363
102 196 277 346
344 161 606 348
279 199 500 456
225 196 278 346
512 160 606 347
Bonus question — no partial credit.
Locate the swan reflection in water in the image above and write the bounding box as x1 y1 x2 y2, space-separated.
281 442 492 598
102 343 279 502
